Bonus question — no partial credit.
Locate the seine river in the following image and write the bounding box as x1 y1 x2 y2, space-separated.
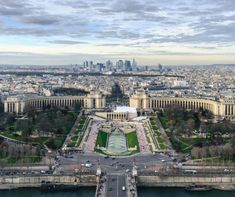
0 187 235 197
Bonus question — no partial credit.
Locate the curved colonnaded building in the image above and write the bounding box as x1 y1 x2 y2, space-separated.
4 91 106 114
3 89 235 120
130 90 235 120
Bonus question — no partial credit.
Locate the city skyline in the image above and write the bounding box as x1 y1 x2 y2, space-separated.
0 0 235 65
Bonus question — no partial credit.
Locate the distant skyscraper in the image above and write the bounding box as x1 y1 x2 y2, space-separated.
158 64 163 72
105 60 113 71
116 60 124 71
83 61 89 71
132 59 137 72
145 65 148 71
124 60 131 71
89 61 93 71
97 63 104 72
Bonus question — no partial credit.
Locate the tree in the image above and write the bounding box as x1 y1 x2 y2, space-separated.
38 116 52 133
0 137 4 144
16 119 33 133
191 147 200 159
230 135 235 159
201 109 214 119
0 102 4 113
6 114 15 125
223 143 233 160
186 118 195 133
208 146 216 157
24 104 36 119
75 103 81 112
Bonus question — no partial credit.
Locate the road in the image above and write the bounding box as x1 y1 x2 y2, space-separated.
57 152 172 174
106 174 127 197
54 152 235 177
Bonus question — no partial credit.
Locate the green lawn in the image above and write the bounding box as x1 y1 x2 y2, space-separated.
74 116 88 134
0 132 27 142
156 135 164 144
0 156 42 165
0 132 49 145
158 116 169 129
78 124 84 130
67 141 76 147
159 143 167 149
150 118 167 150
45 136 66 150
127 132 139 148
31 137 50 144
167 132 191 153
71 135 78 141
96 131 108 148
74 129 82 135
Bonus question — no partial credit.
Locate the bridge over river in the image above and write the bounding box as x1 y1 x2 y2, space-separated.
95 172 138 197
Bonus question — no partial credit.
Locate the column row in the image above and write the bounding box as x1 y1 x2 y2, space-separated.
225 104 235 116
151 99 213 112
29 98 84 109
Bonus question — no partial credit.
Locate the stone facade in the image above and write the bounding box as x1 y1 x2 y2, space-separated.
4 91 106 114
130 90 235 119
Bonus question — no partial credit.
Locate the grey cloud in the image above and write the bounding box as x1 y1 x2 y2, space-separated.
0 51 36 56
145 50 235 56
0 7 26 16
48 40 88 44
105 0 160 13
0 0 30 8
96 29 140 40
0 0 235 47
97 43 121 47
0 25 58 37
190 46 217 50
0 51 109 65
0 0 37 16
20 15 60 25
58 0 90 9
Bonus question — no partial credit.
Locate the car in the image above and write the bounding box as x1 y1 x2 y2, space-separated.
109 187 112 191
122 186 126 191
224 169 232 173
40 170 46 174
85 163 92 168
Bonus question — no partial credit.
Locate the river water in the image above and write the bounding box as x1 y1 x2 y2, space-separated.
0 187 234 197
138 187 235 197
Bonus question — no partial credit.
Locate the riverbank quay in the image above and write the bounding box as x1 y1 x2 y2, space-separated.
1 174 235 191
0 174 97 190
137 175 235 190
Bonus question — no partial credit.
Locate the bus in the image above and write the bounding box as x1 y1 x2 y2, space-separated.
183 170 197 174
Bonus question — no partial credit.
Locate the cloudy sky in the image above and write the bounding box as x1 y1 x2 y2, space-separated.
0 0 235 65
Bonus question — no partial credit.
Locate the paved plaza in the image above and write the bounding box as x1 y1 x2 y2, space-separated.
135 123 151 154
83 117 151 155
84 120 101 153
